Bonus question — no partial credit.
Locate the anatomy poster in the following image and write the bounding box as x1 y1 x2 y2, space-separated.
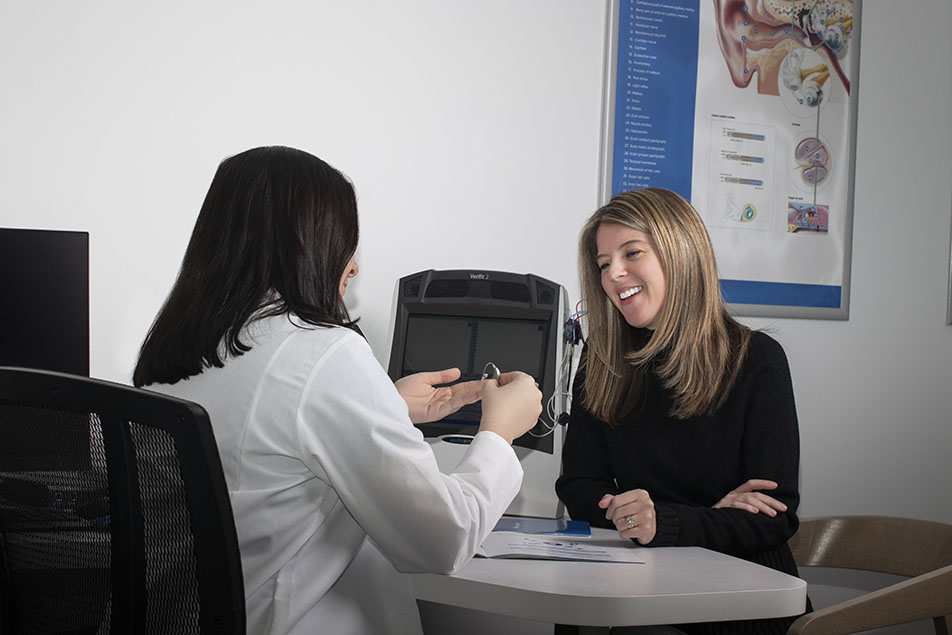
603 0 859 318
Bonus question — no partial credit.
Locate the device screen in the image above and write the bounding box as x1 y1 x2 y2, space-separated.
400 314 547 425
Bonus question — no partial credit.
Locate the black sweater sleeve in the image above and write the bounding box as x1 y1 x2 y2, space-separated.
554 359 618 529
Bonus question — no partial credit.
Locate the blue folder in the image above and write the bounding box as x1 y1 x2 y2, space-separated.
492 516 590 537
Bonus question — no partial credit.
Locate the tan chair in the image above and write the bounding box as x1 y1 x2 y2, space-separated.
787 515 952 635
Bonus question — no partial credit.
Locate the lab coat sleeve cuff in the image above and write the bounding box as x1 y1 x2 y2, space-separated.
452 430 524 514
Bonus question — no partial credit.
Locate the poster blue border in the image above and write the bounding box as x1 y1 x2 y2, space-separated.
610 0 700 199
720 279 841 309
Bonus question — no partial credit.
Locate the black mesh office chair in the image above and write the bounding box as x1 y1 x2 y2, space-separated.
0 367 245 634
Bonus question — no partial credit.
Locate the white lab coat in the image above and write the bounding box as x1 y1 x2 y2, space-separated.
151 315 523 635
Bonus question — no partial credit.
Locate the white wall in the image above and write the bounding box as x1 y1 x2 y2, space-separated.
2 1 950 632
0 0 605 382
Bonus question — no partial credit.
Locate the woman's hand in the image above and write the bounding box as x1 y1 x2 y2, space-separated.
600 489 656 544
713 479 787 517
394 368 483 424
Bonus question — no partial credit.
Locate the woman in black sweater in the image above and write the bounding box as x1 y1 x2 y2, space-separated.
555 188 806 635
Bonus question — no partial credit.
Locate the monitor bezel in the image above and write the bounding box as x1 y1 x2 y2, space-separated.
387 270 563 454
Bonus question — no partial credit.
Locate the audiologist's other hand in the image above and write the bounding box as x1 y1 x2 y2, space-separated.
478 371 542 444
713 479 787 517
395 368 483 424
601 489 656 545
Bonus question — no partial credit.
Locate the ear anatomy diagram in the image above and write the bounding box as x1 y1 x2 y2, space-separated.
780 48 829 107
722 192 758 223
714 0 854 98
794 136 830 186
787 202 829 233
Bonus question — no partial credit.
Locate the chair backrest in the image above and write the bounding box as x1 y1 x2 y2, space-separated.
790 515 952 578
0 367 245 635
788 515 952 635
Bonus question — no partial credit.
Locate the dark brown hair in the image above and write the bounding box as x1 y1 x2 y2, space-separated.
134 146 359 387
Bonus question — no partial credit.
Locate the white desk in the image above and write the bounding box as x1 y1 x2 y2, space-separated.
411 528 807 629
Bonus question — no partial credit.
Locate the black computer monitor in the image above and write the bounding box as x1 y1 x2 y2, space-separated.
387 269 565 454
0 227 89 376
0 227 91 473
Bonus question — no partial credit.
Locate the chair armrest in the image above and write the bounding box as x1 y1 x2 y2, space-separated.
788 564 952 635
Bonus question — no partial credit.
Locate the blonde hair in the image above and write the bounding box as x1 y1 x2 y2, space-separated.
578 188 751 422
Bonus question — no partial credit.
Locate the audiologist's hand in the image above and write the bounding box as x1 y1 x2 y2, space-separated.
395 368 483 424
478 371 542 444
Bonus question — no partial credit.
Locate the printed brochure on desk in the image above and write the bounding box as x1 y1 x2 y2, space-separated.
478 532 644 563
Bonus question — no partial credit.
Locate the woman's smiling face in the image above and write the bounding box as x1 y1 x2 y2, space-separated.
595 222 666 330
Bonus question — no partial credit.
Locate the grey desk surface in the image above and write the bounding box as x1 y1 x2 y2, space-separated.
410 528 807 628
